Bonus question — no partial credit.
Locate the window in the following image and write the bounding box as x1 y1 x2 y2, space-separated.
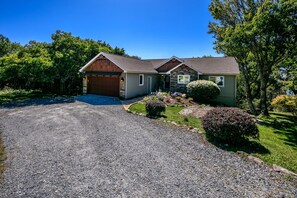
209 76 224 87
178 75 190 84
139 74 144 86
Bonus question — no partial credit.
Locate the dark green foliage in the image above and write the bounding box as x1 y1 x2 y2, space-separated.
187 80 220 102
208 0 297 115
145 100 166 117
202 108 259 144
0 31 129 95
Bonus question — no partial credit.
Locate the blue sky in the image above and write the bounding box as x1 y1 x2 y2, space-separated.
0 0 220 59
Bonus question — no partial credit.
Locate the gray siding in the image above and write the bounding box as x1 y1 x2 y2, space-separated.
126 73 159 99
199 75 237 106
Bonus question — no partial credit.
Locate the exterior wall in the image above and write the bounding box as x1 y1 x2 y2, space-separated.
85 54 123 72
157 58 182 72
199 75 237 106
170 64 198 93
119 73 126 98
126 73 159 99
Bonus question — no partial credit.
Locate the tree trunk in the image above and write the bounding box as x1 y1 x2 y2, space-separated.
259 70 269 116
240 64 257 115
243 75 257 115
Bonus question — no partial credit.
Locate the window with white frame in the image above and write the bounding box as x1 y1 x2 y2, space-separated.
139 74 144 86
209 76 224 87
177 75 190 84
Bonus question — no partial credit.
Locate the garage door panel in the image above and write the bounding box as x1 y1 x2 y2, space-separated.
88 76 119 97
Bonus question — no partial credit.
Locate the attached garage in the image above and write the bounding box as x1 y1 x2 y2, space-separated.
80 52 159 99
87 76 120 97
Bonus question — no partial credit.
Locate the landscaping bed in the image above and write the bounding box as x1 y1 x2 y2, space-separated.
128 93 297 175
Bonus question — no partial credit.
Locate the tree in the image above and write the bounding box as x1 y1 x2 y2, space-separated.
0 34 21 57
208 0 297 115
0 30 128 94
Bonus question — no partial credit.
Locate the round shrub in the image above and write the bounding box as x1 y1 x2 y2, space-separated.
145 100 166 117
202 108 259 144
187 80 220 101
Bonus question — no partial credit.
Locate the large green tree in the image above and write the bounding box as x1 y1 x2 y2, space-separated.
0 30 129 94
209 0 297 115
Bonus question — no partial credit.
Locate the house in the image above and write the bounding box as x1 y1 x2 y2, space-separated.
79 52 240 106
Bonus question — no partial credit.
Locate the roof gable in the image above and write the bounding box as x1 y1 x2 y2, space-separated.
156 58 182 72
80 52 158 73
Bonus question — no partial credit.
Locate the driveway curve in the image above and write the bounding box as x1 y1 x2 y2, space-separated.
0 95 296 197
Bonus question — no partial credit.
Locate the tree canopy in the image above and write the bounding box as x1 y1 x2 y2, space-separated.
0 30 131 94
208 0 297 115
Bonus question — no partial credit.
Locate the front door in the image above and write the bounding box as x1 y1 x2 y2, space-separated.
165 75 170 89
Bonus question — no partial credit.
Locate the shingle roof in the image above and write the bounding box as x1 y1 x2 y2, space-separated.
80 52 240 75
182 57 239 75
102 53 158 73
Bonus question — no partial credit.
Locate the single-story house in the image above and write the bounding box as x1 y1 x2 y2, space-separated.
79 52 240 106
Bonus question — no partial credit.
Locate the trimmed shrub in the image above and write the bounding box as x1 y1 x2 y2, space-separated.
145 100 166 116
187 80 220 102
202 108 259 144
271 95 297 116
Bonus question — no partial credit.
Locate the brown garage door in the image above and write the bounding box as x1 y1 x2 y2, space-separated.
87 76 120 97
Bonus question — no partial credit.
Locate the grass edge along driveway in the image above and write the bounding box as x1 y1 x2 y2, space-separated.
128 102 297 174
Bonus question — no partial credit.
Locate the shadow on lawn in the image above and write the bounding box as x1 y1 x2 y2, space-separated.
259 112 297 149
206 134 270 155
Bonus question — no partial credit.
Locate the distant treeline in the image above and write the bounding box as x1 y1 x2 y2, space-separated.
0 30 131 95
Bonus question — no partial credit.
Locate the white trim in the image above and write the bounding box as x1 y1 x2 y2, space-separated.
177 75 191 84
167 63 203 74
209 76 225 87
139 74 144 86
155 56 184 69
79 52 127 73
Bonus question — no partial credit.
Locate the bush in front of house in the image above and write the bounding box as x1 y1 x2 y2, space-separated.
271 95 297 116
202 107 259 144
145 100 166 117
187 80 220 102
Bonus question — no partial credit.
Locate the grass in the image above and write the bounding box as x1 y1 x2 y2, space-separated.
254 112 297 173
129 103 202 129
0 88 52 104
129 103 297 173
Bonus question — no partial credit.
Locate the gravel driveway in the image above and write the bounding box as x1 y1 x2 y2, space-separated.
0 95 296 197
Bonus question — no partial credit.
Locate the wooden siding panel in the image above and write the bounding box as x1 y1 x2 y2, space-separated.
157 58 182 72
85 55 123 72
87 76 120 97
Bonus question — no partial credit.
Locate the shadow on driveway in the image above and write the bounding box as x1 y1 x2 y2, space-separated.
75 95 121 106
0 97 75 109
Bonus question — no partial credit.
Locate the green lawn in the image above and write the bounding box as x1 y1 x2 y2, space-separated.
0 89 51 104
129 103 297 173
254 112 297 173
129 103 202 129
